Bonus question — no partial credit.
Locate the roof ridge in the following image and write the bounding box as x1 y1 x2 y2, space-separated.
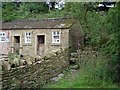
2 17 76 29
7 17 73 23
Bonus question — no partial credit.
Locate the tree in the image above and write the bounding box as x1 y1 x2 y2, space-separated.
2 2 49 22
2 2 19 22
101 2 120 82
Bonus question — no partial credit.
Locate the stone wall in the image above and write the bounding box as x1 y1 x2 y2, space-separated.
69 21 84 53
2 48 69 89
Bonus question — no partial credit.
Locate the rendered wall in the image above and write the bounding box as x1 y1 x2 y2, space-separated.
0 30 11 55
11 29 69 57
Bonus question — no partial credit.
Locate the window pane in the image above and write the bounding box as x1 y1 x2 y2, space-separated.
57 31 59 35
54 36 59 39
1 37 5 41
3 33 5 36
52 31 60 44
53 31 56 35
25 32 31 43
0 32 6 42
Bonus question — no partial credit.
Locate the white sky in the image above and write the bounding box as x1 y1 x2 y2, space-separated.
0 0 119 2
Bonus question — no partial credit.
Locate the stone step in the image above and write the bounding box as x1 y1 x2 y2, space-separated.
70 53 78 57
19 59 27 66
50 73 64 82
0 54 8 58
70 65 79 70
69 58 76 62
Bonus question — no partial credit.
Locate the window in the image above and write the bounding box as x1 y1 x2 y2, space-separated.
0 32 6 42
52 31 60 44
25 32 31 43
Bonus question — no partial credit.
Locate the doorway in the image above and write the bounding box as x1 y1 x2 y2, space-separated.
37 35 45 56
14 36 20 54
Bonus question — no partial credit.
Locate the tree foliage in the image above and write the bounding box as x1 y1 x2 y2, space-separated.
101 2 120 82
64 2 120 83
2 2 49 22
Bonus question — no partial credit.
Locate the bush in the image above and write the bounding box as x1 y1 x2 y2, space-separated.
78 51 113 85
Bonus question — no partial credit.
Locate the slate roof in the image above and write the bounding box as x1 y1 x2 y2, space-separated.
2 18 76 30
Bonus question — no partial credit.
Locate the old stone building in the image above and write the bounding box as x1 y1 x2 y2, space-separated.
1 18 84 57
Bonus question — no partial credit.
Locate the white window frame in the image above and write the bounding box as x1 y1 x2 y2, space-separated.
25 32 31 44
52 31 60 44
0 32 6 42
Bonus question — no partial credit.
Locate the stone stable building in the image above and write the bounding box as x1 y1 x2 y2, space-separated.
1 18 84 57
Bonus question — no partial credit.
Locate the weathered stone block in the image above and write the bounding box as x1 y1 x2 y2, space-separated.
70 52 78 57
2 61 11 70
70 65 79 70
69 58 76 62
26 58 32 65
19 59 27 66
13 58 20 66
58 73 64 77
34 61 42 65
35 55 42 62
55 49 62 55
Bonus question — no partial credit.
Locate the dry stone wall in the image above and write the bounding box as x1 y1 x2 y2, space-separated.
2 48 69 89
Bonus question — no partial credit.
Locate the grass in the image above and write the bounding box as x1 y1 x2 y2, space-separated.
43 69 118 88
43 49 119 88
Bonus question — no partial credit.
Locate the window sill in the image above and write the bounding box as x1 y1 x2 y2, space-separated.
0 41 6 42
23 44 32 46
51 43 61 46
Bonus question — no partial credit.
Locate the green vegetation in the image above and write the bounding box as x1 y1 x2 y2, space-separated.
44 71 117 88
2 2 120 88
63 2 120 85
2 2 49 22
44 51 118 88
